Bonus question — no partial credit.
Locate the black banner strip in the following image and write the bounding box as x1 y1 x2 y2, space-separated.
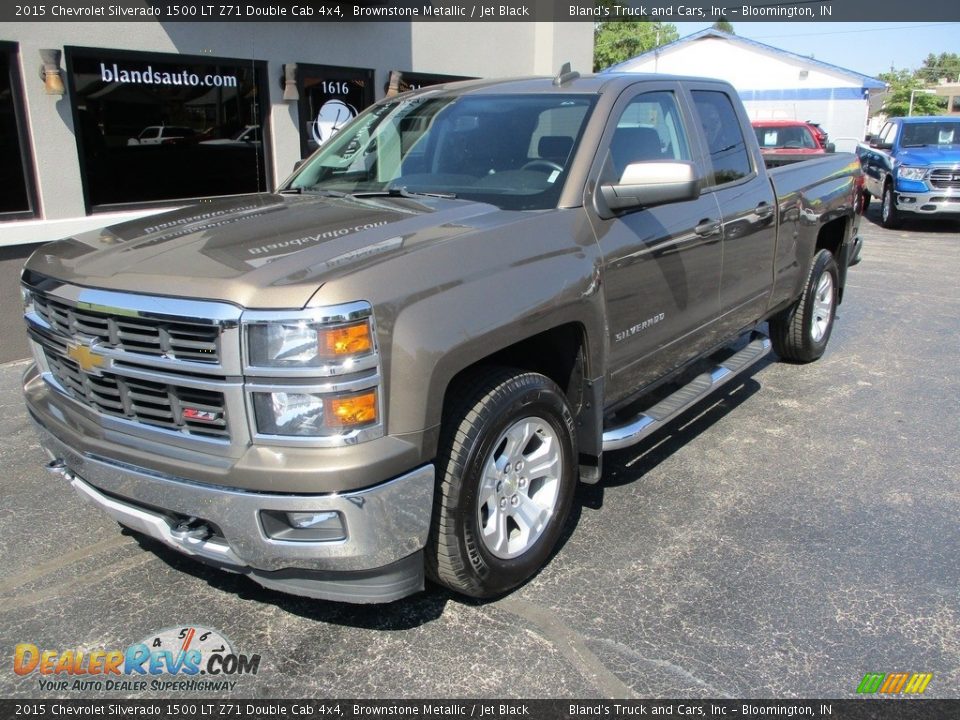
3 1 960 23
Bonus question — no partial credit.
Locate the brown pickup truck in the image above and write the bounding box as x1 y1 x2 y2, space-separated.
22 69 862 603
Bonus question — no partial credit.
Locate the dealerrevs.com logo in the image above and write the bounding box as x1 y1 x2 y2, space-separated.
13 627 261 693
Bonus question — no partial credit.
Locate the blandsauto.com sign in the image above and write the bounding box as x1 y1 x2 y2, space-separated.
99 62 238 87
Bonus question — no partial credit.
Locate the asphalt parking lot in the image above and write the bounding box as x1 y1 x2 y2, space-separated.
2 209 958 700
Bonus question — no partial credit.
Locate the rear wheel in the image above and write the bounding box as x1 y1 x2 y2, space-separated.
769 249 839 363
881 181 901 229
427 368 577 598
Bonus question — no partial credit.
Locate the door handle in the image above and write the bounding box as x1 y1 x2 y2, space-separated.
755 203 774 218
694 220 721 237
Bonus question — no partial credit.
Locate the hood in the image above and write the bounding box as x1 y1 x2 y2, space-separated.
24 193 504 308
896 146 960 167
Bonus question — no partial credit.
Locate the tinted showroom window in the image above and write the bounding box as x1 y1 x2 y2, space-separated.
0 42 36 218
297 64 375 158
66 47 268 210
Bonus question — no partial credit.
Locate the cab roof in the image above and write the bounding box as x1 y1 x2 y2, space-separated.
398 72 731 98
896 116 960 124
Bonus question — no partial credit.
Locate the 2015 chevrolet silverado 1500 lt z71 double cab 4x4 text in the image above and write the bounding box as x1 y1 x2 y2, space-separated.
22 70 862 603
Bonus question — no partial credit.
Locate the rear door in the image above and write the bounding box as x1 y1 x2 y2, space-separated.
585 82 723 405
686 84 777 338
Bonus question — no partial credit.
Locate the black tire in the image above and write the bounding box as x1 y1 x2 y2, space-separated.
769 249 839 363
427 367 577 598
881 181 901 229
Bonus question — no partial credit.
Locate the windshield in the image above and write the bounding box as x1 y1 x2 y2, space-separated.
285 93 597 211
753 125 817 150
901 121 960 147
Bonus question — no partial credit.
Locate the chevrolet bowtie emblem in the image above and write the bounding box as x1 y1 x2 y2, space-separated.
66 342 106 375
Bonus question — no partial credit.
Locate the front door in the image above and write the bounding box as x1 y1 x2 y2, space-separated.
585 84 723 405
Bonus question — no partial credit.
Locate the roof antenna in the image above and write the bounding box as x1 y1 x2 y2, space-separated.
553 62 580 86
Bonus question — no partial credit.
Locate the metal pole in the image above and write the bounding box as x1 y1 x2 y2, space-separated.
908 89 916 117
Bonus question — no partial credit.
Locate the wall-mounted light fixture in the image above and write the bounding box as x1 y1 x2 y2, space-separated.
39 49 65 96
799 69 809 81
282 63 299 101
385 70 403 97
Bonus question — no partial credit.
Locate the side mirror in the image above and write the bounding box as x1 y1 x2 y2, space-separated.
293 159 305 171
598 161 699 216
825 143 836 153
870 140 892 150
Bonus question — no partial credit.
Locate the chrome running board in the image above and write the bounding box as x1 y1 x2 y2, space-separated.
602 334 772 452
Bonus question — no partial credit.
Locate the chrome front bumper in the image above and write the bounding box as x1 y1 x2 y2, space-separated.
896 189 960 215
32 416 435 603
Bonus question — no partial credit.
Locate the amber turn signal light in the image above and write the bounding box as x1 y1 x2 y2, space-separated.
325 390 378 429
318 321 373 358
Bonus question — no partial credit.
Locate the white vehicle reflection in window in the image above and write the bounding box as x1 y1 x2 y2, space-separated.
199 125 261 147
311 99 357 146
127 125 197 146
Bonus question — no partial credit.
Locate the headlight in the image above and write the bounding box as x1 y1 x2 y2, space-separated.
247 319 373 367
244 305 375 370
897 166 926 181
252 388 378 437
243 303 381 441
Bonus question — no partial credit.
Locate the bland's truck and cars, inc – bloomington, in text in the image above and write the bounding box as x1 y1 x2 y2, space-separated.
22 67 863 603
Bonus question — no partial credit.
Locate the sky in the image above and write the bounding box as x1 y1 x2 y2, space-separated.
670 22 960 78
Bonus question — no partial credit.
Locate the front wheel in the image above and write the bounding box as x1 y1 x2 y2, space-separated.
769 249 839 363
427 368 577 598
881 182 901 229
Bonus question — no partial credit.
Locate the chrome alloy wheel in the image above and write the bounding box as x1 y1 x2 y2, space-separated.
810 271 835 343
882 188 892 223
476 417 562 560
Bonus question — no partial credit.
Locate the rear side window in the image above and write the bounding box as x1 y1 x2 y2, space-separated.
691 90 752 187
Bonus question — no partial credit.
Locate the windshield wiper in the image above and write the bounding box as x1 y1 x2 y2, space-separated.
351 187 457 200
279 187 350 198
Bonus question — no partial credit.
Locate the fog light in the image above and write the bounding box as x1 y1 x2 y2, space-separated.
260 510 346 542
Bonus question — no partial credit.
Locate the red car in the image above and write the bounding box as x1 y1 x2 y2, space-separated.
752 120 834 167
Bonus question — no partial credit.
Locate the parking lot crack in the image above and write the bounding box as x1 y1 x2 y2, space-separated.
592 637 735 697
0 552 155 612
2 534 132 592
498 597 639 699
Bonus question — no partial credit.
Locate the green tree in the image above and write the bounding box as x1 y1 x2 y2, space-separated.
712 20 734 33
593 13 679 72
915 53 960 84
878 69 946 118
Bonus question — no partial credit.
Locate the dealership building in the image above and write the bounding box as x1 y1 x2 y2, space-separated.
607 29 886 152
0 21 592 362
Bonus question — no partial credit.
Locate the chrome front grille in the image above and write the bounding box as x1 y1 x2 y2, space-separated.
929 168 960 190
23 276 245 452
33 292 220 364
43 350 229 439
